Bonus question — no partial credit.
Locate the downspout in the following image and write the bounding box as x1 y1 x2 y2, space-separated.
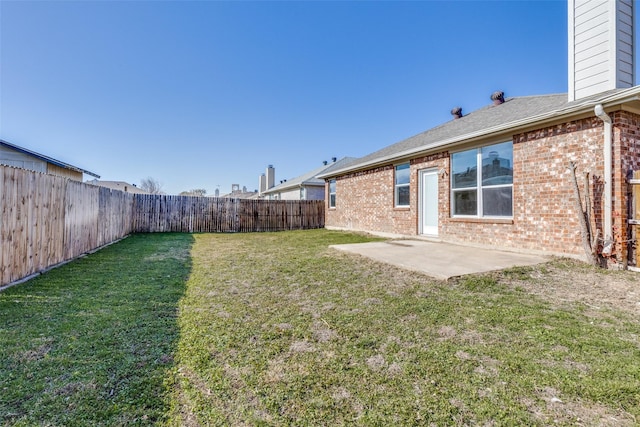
594 104 613 254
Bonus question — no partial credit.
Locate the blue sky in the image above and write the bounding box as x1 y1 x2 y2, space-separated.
1 0 571 195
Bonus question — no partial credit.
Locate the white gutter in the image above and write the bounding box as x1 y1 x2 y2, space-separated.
594 104 613 253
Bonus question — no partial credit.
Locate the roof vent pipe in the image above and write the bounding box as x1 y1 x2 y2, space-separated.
451 107 463 119
491 91 505 105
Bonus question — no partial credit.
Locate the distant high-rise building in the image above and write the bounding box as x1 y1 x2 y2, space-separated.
266 165 275 190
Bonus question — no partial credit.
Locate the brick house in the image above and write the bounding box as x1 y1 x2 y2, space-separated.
318 0 640 267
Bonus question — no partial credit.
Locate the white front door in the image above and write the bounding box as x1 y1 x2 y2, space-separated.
420 169 439 236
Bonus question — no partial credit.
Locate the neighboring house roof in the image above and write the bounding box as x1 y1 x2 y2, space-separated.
318 87 640 179
220 191 260 199
86 180 150 194
263 157 356 194
0 139 100 178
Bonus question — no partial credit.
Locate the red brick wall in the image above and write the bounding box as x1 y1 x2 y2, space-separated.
326 112 640 262
613 111 640 264
327 165 411 234
435 118 605 255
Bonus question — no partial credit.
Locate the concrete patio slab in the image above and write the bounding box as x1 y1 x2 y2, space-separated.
330 240 550 280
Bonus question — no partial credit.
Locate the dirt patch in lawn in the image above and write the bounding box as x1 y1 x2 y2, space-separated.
524 386 637 426
489 258 640 318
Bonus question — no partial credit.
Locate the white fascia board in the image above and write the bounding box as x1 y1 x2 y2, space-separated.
262 182 302 195
265 181 323 194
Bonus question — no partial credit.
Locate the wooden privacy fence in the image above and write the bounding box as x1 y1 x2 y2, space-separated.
1 166 135 286
132 195 325 233
0 165 325 287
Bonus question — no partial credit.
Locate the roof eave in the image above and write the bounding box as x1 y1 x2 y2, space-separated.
262 183 300 194
0 139 100 178
318 91 640 179
299 180 324 187
262 180 325 195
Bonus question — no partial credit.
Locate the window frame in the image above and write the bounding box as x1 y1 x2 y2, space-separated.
450 141 513 219
394 163 411 208
328 179 336 208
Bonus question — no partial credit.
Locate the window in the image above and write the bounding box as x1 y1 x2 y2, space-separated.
329 179 336 208
395 163 410 207
451 141 513 217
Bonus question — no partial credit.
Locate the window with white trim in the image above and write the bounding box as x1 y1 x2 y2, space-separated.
394 163 410 207
329 179 336 208
451 141 513 217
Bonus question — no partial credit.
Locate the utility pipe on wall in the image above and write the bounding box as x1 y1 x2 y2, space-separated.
594 104 612 253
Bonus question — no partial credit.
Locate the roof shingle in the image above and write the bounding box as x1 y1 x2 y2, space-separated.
318 87 640 178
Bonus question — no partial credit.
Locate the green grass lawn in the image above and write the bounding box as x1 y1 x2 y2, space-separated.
1 234 193 426
1 230 639 426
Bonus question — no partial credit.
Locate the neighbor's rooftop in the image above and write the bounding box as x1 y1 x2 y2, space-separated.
263 156 357 194
0 139 100 178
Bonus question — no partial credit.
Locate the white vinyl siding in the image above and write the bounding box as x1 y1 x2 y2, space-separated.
0 146 47 173
305 186 326 200
569 0 634 101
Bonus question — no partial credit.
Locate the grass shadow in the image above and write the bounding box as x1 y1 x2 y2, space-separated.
0 233 194 426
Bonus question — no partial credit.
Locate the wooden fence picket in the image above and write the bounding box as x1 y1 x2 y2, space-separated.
128 195 323 233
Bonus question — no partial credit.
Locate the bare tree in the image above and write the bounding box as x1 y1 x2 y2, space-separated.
179 188 207 197
140 177 164 194
568 162 601 266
